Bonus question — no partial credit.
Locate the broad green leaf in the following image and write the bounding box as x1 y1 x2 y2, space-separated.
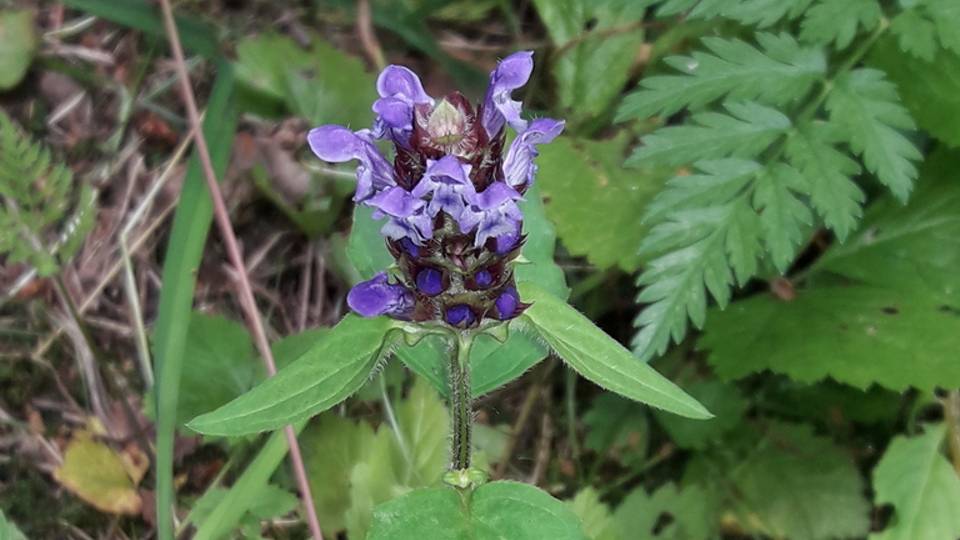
799 0 882 48
652 379 746 450
187 315 395 436
191 482 298 540
725 422 870 540
367 481 587 539
701 284 960 391
302 415 376 536
869 36 960 148
628 101 790 167
582 393 649 466
345 429 406 540
518 281 711 419
826 69 920 202
0 10 36 90
534 0 646 129
537 134 669 271
871 424 960 540
53 433 142 515
619 33 825 120
394 377 450 485
515 182 569 299
0 510 26 540
568 489 622 540
235 33 377 128
701 150 960 391
164 313 258 426
613 482 716 540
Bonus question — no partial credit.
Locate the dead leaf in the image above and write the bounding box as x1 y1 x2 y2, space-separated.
53 431 143 515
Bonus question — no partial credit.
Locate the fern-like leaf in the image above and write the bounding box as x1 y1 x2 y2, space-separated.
752 163 812 272
0 111 94 276
627 101 790 167
634 159 763 359
784 122 864 241
618 33 825 120
889 10 938 61
826 69 920 202
799 0 882 49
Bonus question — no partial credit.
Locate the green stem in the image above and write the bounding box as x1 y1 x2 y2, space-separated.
450 332 474 471
944 390 960 476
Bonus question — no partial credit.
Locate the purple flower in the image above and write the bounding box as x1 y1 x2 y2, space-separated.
347 272 414 318
307 51 563 325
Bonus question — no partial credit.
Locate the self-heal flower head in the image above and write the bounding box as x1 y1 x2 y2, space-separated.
308 51 564 327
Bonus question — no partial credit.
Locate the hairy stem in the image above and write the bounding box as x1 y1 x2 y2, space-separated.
450 333 474 471
944 390 960 476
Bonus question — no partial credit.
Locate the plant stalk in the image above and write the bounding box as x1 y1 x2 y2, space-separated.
450 332 474 471
944 390 960 476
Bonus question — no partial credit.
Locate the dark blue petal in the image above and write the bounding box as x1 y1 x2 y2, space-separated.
415 267 444 296
474 269 493 289
495 287 520 320
445 304 476 327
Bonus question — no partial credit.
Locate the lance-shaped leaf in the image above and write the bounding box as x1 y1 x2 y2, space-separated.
517 282 711 419
188 315 395 436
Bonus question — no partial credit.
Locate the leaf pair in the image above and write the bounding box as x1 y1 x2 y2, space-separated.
188 282 709 437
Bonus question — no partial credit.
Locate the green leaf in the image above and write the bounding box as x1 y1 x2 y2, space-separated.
627 101 790 167
537 134 667 271
0 10 36 90
568 489 622 540
515 182 569 299
235 33 377 128
394 377 450 486
613 482 716 540
869 36 960 148
652 0 813 27
0 510 27 540
367 481 587 539
582 393 649 466
799 0 882 48
633 159 763 359
347 204 395 282
164 313 257 426
151 62 236 540
518 281 712 419
700 150 960 391
784 122 864 241
923 0 960 55
725 422 870 540
652 379 746 450
888 9 938 61
187 315 395 436
302 415 376 536
534 0 647 128
826 69 920 202
701 284 960 391
752 162 812 271
618 33 825 120
192 482 298 540
871 424 960 540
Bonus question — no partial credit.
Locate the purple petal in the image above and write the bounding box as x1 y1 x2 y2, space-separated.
495 287 520 320
347 272 414 318
380 212 433 245
445 305 476 327
367 186 424 218
469 181 521 210
377 65 432 104
494 223 522 254
415 267 444 296
481 51 534 137
475 206 521 247
427 183 467 218
413 156 473 197
307 125 395 201
373 97 414 131
502 118 565 190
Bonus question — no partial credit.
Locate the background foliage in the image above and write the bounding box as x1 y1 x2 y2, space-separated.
1 0 959 539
